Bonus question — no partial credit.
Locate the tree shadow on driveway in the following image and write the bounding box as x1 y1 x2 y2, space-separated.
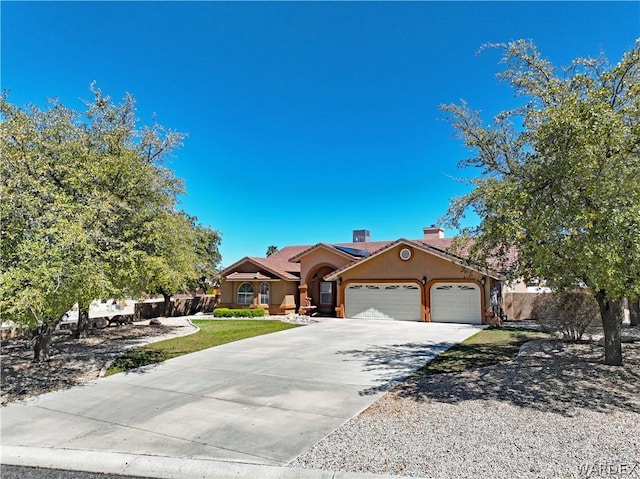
394 340 640 417
335 341 457 396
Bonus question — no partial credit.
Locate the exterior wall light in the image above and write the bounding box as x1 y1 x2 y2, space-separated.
421 276 427 285
480 277 486 286
338 277 343 285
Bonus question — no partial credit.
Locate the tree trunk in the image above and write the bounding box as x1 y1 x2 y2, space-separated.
33 323 54 363
74 304 90 339
629 297 640 327
595 291 624 366
162 291 171 317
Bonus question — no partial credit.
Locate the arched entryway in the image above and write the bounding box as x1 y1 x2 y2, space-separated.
307 265 337 316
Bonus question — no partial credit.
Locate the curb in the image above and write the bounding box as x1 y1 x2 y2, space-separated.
1 445 412 479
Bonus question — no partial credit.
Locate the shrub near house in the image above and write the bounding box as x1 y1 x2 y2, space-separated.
213 308 266 318
533 293 599 342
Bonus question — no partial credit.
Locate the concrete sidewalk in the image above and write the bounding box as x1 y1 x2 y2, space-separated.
1 319 482 478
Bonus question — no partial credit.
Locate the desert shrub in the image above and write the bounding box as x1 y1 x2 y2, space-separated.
213 308 265 318
532 292 600 342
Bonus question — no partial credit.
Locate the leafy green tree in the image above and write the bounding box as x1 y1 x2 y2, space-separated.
442 40 640 366
1 86 222 359
133 211 221 317
266 245 278 257
1 95 113 358
191 222 223 291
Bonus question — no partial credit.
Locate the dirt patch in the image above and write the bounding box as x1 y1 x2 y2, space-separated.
1 319 195 405
397 339 640 415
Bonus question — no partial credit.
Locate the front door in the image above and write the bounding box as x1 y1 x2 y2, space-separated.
317 280 336 315
308 265 337 316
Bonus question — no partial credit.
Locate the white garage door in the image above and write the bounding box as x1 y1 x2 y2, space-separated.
345 283 422 321
430 283 481 324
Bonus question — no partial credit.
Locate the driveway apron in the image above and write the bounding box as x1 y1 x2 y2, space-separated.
1 319 481 466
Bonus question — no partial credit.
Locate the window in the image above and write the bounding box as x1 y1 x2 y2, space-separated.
399 248 412 260
237 283 254 305
320 281 333 304
260 282 269 305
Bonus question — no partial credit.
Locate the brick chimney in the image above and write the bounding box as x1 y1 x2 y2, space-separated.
423 225 444 239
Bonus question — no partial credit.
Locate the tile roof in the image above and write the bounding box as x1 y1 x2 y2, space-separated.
420 238 516 273
288 241 393 263
220 251 302 281
335 240 395 253
222 236 510 282
267 245 312 260
247 256 300 281
226 272 275 281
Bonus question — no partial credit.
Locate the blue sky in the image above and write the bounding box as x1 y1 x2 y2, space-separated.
3 1 638 266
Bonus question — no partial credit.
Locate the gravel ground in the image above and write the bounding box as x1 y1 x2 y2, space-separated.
291 335 640 479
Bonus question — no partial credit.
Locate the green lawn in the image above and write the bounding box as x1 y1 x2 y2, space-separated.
418 327 548 375
106 319 298 375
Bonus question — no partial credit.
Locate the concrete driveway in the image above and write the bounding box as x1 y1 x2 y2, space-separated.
1 319 482 477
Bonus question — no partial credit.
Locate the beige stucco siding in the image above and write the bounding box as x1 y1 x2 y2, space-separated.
268 281 299 314
336 245 481 284
335 244 491 322
297 248 356 315
299 248 354 286
220 280 298 314
219 281 234 307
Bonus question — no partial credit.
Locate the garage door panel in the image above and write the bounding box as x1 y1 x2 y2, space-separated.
430 283 481 324
345 283 421 321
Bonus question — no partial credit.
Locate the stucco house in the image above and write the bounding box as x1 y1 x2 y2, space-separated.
219 227 507 325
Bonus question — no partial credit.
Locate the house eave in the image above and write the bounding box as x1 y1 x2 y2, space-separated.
324 238 505 282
